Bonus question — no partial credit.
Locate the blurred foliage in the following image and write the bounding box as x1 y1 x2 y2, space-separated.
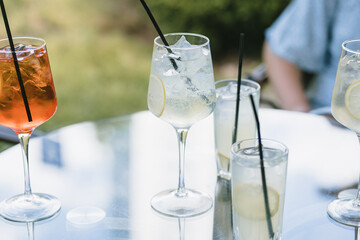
149 0 290 58
0 0 154 132
0 0 290 138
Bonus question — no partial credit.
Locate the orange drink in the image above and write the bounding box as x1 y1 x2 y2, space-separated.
0 44 57 133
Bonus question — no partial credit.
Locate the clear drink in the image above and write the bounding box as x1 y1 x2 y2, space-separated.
327 39 360 226
148 33 216 217
148 35 216 128
331 53 360 133
231 139 288 240
214 79 260 180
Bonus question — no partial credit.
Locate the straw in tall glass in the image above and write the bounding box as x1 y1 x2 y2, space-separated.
328 39 360 226
148 33 216 217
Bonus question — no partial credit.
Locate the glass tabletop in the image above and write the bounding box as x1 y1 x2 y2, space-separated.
0 109 358 239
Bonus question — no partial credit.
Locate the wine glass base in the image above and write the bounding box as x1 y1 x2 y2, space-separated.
327 198 360 227
0 193 61 222
151 189 213 218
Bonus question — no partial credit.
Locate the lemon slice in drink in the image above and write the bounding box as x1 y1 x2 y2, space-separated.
148 74 166 117
233 183 279 219
345 80 360 120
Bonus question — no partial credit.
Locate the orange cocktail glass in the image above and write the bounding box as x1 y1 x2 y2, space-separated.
0 37 60 222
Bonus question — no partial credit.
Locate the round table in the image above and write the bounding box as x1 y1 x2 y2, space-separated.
0 109 357 239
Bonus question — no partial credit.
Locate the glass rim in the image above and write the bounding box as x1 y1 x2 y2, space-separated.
231 138 289 159
0 37 46 53
342 39 360 54
154 32 210 50
215 78 261 91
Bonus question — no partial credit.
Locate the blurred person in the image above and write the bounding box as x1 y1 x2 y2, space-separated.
263 0 360 114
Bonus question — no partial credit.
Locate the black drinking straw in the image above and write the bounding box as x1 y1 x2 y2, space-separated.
228 33 246 239
249 94 274 239
232 33 245 145
0 0 32 122
139 0 178 71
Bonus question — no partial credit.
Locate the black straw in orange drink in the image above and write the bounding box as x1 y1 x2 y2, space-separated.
0 43 57 133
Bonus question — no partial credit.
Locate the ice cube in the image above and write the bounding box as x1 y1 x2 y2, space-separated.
170 36 204 62
240 85 254 95
0 45 13 60
0 44 34 61
167 36 191 64
202 48 210 56
172 36 192 49
216 82 237 100
188 68 214 92
34 46 46 58
216 81 258 101
20 54 42 82
344 54 360 72
14 43 26 51
17 44 34 60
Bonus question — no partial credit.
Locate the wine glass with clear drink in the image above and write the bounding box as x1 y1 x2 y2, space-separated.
0 37 60 222
147 33 216 217
328 39 360 226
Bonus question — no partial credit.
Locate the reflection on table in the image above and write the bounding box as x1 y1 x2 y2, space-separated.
0 109 358 239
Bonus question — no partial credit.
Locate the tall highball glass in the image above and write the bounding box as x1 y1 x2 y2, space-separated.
328 39 360 226
147 33 216 217
0 37 60 222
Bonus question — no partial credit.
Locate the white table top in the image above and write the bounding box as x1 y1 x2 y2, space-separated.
0 108 357 239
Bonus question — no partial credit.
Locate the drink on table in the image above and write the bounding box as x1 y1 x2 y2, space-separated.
0 42 57 132
231 139 288 240
214 79 260 180
148 35 216 128
148 33 216 217
328 39 360 226
0 37 60 222
331 50 360 133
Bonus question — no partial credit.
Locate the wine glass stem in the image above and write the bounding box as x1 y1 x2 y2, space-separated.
175 128 189 196
18 133 32 196
178 218 185 240
354 133 360 207
27 222 34 240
